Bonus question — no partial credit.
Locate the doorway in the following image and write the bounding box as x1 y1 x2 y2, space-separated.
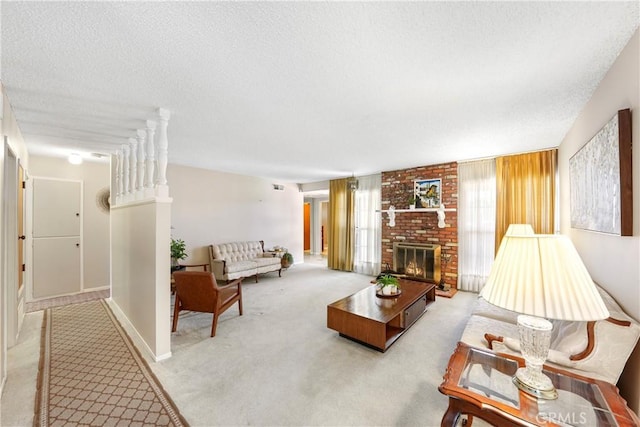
18 163 25 291
3 141 19 347
304 203 311 252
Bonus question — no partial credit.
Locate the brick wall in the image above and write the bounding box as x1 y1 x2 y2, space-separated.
381 162 458 289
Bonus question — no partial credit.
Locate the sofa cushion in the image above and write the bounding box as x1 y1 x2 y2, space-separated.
464 284 640 385
460 314 519 351
472 297 520 325
254 257 281 268
225 260 258 274
549 320 588 355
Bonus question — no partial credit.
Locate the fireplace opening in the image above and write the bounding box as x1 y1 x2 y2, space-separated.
393 242 441 283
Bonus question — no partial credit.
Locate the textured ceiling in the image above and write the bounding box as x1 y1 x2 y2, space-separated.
2 2 638 183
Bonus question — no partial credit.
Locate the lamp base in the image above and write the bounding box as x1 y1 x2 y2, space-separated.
512 367 558 400
514 315 558 400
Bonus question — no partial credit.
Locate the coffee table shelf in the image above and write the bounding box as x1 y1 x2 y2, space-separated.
327 279 436 352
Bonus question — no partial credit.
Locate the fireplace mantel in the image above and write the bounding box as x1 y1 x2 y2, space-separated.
376 205 457 228
377 207 457 213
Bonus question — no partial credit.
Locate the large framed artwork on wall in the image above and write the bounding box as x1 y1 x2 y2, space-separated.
569 108 632 236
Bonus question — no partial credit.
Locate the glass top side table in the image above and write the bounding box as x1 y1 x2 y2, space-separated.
439 342 639 427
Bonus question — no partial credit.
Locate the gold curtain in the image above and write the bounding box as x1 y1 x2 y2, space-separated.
328 178 355 271
495 149 557 250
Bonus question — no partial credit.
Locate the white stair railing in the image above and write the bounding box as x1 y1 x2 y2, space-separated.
111 109 171 206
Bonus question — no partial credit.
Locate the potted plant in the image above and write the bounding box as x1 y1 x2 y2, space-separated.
376 274 400 295
281 252 293 268
408 195 416 210
170 238 187 270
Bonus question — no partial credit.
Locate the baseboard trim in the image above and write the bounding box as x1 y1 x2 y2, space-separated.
105 298 172 363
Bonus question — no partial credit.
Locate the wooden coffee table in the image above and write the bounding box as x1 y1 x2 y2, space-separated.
439 342 640 427
327 279 436 352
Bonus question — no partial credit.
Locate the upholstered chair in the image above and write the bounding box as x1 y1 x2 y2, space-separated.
172 271 243 337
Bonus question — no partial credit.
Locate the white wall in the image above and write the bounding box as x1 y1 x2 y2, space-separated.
167 164 304 266
28 156 110 291
558 29 640 412
110 199 172 361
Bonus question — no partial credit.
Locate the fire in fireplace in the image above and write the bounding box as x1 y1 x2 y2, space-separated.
393 242 441 283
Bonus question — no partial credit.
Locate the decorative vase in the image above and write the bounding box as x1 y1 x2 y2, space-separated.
382 286 395 295
409 204 415 210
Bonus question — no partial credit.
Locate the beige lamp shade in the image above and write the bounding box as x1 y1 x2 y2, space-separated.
505 224 535 236
481 234 609 321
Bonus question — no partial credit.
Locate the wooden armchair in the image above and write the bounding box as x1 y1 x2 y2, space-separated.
172 271 243 337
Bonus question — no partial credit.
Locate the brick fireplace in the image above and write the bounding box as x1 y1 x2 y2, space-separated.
381 162 458 293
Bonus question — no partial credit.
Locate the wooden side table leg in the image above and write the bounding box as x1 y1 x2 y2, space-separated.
441 399 462 427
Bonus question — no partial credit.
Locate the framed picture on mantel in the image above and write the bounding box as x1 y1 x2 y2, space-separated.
414 178 441 208
569 108 632 236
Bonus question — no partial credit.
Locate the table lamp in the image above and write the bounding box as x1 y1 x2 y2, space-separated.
480 233 609 399
504 223 534 236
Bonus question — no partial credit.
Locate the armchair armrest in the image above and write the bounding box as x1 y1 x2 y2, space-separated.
218 277 243 290
179 263 209 271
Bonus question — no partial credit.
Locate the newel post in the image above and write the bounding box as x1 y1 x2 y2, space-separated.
156 108 170 198
115 149 123 205
145 119 157 198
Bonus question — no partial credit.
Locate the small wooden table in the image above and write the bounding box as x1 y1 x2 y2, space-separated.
439 342 640 427
327 280 436 352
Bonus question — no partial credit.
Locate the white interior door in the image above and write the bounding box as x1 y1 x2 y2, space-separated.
33 179 81 237
32 178 82 299
3 142 18 349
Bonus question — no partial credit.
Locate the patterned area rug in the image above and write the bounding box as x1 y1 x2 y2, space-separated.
35 300 188 426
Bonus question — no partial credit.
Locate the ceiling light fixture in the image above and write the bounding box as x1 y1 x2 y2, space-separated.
68 153 83 165
347 175 358 192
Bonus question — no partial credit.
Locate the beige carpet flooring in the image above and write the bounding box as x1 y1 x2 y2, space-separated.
2 261 478 426
152 263 478 426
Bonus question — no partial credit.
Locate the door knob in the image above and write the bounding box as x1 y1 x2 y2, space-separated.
18 235 25 240
76 243 80 247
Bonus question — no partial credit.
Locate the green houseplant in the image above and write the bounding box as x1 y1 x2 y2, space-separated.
281 252 293 268
408 195 416 209
170 238 187 268
376 274 400 295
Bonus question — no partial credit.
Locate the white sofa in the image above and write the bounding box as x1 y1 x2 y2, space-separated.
208 240 282 283
460 284 640 385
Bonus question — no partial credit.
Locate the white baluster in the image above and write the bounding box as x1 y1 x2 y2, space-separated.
122 144 130 202
129 137 138 201
156 108 170 197
136 129 146 199
145 120 157 198
115 150 122 205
